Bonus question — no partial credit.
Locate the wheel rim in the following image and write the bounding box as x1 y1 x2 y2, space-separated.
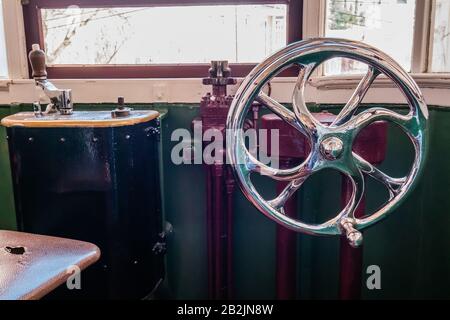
226 38 429 246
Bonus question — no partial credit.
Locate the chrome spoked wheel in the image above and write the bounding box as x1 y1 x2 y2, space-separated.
227 38 429 247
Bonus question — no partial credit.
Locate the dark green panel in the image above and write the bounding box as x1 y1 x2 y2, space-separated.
158 105 208 299
359 108 450 299
233 174 278 300
0 105 16 230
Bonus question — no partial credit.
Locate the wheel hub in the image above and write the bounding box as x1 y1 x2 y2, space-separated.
320 137 344 160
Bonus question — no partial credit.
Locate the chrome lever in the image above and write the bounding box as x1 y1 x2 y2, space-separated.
29 44 74 116
35 80 73 115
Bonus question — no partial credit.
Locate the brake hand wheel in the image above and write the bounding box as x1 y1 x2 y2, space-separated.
227 38 429 247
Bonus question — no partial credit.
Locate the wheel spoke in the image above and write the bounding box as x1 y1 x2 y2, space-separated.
292 63 320 133
345 107 413 132
332 67 380 127
342 165 366 220
354 153 406 199
244 149 312 182
268 174 309 210
256 92 307 137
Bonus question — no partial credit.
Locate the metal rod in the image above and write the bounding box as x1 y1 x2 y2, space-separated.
206 164 214 298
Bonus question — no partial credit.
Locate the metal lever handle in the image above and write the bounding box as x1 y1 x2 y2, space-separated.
28 44 74 115
29 44 47 80
340 218 363 248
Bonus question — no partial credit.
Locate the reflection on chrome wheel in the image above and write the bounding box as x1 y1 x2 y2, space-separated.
227 38 429 247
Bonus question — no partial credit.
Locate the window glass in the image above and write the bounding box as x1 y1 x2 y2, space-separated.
42 4 287 65
431 0 450 72
0 0 8 78
324 0 416 75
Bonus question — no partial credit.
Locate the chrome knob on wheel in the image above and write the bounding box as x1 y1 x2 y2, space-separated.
227 38 429 246
320 137 344 161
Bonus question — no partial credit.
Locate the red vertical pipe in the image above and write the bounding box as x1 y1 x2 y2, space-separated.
213 85 227 97
200 64 237 300
206 164 214 298
276 158 299 300
339 177 365 300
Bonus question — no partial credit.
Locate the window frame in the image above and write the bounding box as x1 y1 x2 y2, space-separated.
0 0 8 79
1 0 28 81
22 0 303 78
303 0 450 89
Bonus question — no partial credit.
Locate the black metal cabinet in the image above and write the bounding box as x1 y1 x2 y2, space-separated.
4 112 164 299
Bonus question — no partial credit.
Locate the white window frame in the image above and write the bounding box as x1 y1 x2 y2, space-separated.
0 0 28 87
304 0 450 89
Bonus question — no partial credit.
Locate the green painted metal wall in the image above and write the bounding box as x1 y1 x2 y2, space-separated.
0 106 16 231
1 103 449 299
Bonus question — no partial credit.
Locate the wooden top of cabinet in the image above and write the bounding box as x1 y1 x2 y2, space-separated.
1 110 160 128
